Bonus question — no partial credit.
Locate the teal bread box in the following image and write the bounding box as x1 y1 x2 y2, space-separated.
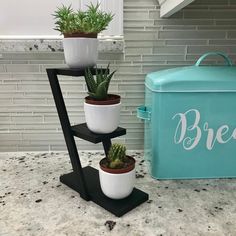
137 52 236 179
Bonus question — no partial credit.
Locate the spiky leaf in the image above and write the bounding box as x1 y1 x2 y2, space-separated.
53 3 113 34
105 70 116 93
94 80 108 100
85 68 97 93
84 64 116 101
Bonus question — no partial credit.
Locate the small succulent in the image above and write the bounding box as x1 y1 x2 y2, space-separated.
107 143 128 169
84 64 116 100
53 3 113 35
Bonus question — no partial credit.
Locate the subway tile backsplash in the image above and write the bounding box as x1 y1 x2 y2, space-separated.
1 0 236 152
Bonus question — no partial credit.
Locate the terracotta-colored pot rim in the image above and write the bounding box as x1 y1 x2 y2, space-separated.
99 156 135 174
64 32 98 38
85 94 121 105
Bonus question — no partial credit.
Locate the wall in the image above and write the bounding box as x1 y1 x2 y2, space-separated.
1 0 236 152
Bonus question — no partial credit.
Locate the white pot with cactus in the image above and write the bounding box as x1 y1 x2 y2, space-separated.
53 3 113 68
99 143 136 199
84 64 121 134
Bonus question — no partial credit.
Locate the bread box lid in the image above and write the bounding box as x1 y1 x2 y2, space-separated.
146 52 236 92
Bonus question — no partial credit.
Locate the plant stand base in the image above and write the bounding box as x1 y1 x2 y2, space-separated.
60 166 149 217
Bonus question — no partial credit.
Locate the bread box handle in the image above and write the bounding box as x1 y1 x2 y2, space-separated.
195 52 233 66
137 106 151 121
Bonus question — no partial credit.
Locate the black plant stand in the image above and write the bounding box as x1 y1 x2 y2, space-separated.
46 68 149 217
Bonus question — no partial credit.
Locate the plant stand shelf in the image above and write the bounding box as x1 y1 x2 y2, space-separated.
46 68 149 217
60 166 148 217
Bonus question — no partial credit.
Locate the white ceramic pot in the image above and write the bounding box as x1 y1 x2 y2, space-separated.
84 102 121 134
63 38 98 68
99 165 136 199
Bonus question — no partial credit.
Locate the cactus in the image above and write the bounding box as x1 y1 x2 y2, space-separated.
107 143 128 169
84 64 116 100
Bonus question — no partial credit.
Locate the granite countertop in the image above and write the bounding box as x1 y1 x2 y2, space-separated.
0 38 124 53
1 151 236 236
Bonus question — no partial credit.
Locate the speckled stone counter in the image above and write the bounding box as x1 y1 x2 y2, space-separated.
0 151 236 236
0 39 124 53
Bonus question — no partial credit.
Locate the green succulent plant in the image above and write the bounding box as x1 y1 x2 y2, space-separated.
84 64 116 100
53 3 113 35
107 143 128 169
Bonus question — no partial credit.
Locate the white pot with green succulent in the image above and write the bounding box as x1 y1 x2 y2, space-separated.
99 143 135 199
99 143 136 199
54 3 113 68
84 64 121 134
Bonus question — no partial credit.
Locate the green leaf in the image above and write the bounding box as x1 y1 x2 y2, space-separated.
53 3 113 34
87 92 97 99
105 70 116 93
85 68 97 92
95 81 108 100
96 72 103 86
